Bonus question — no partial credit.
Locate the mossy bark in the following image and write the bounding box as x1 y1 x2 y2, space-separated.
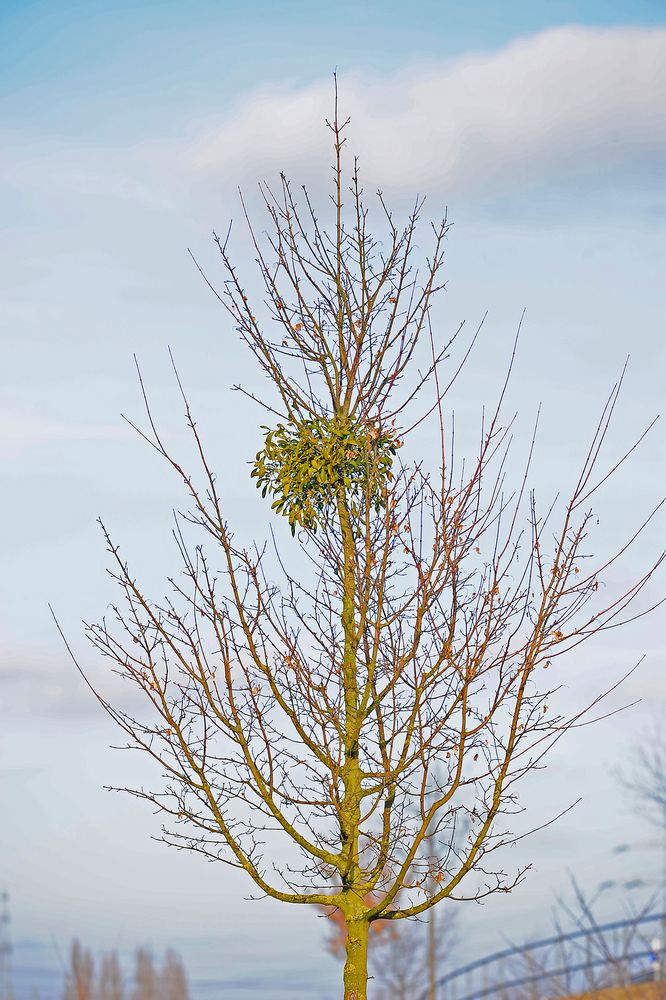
343 917 369 1000
336 473 370 1000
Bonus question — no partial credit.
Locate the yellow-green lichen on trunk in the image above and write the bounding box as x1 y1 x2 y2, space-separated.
343 916 369 1000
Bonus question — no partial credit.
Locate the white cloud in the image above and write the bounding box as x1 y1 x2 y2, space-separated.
2 26 663 233
191 25 666 196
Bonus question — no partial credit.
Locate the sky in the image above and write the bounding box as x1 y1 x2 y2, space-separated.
1 1 665 998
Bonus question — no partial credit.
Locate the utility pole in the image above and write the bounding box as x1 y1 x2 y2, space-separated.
426 848 438 1000
428 903 436 1000
0 891 13 1000
647 827 665 988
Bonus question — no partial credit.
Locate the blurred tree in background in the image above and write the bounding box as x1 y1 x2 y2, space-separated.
61 941 189 1000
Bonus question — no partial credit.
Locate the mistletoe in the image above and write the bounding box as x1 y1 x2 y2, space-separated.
251 412 400 534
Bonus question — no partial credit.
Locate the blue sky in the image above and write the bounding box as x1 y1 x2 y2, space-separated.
1 2 665 998
2 0 666 138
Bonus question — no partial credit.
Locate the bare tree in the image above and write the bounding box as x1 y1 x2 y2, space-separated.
435 877 664 1000
160 949 190 1000
98 951 124 1000
614 717 666 835
614 716 666 977
60 941 190 1000
131 948 157 1000
516 876 661 999
63 941 94 1000
68 91 664 1000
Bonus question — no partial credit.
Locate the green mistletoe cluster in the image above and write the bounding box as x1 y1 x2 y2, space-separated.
251 413 399 534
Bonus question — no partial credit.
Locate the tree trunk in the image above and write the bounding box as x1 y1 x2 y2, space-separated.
343 917 369 1000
